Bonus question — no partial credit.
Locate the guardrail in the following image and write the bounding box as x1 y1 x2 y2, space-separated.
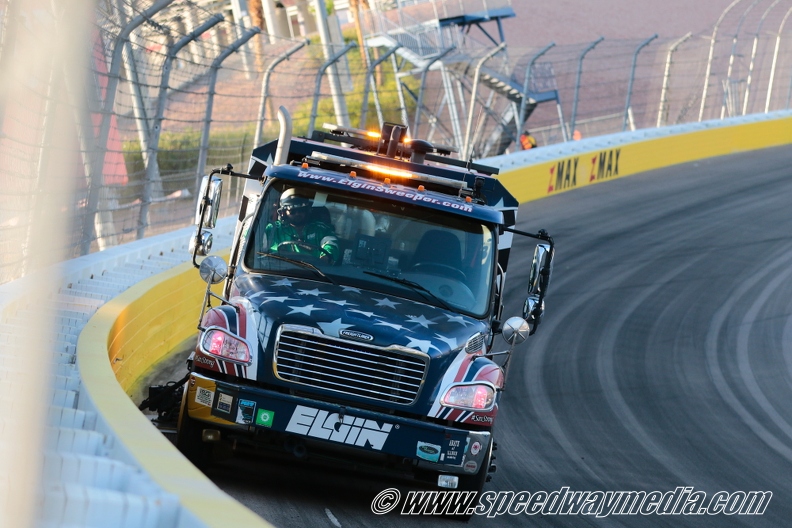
2 112 791 527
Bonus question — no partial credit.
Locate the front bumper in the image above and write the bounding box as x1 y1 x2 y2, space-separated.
185 372 490 475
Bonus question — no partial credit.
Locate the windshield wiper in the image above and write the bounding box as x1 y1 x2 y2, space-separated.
363 271 451 311
258 252 337 285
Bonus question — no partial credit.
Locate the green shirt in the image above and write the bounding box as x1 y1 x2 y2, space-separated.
265 220 339 261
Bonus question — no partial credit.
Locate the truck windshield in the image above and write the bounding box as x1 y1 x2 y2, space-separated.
243 181 497 318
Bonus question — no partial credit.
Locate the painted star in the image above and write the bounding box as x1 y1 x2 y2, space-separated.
288 304 325 316
324 299 356 307
298 288 328 297
434 334 458 349
259 295 297 304
375 320 408 331
405 337 439 354
406 314 436 328
271 278 295 287
445 314 471 326
349 309 375 318
374 297 400 309
342 286 362 294
317 318 354 336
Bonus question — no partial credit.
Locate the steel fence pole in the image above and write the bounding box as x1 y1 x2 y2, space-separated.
623 34 657 132
138 13 224 240
570 37 603 138
699 0 744 121
195 27 261 195
87 0 174 254
721 0 760 119
766 7 792 112
414 46 455 138
744 0 780 116
657 33 692 127
313 0 351 128
518 42 554 139
462 43 505 159
254 39 309 148
308 42 357 136
359 43 401 129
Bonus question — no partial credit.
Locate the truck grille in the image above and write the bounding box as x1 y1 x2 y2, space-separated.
274 326 428 405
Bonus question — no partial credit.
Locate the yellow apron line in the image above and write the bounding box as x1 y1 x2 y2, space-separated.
77 258 272 528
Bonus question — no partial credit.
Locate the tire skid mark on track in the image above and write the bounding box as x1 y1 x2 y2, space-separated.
706 246 792 462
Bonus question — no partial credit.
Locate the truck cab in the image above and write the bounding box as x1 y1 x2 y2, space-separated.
179 112 553 501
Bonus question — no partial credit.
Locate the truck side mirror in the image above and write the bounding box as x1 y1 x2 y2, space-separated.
528 243 552 295
523 294 544 333
502 317 531 346
195 176 223 229
189 231 213 257
199 256 228 284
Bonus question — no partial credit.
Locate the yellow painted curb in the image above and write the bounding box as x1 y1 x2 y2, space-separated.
77 259 272 528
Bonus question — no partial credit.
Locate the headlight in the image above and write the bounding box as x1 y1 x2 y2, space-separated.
200 327 251 365
440 383 495 411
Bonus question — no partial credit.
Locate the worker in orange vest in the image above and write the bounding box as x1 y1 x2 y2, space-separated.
520 130 537 150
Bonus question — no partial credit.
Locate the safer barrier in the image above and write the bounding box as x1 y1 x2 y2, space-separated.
77 257 271 528
487 111 792 203
74 111 792 527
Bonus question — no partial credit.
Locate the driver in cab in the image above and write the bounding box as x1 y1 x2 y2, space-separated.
266 188 339 263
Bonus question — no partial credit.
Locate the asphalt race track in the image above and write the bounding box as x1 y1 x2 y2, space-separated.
204 145 792 527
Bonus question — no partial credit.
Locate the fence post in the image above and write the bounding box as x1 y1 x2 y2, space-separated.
313 0 352 128
138 13 224 241
195 27 261 195
622 34 657 132
308 42 357 136
744 0 780 116
86 0 173 254
359 43 401 129
463 43 504 160
699 0 744 121
518 42 554 139
415 45 455 138
656 33 691 127
254 39 309 148
570 37 603 139
721 0 761 119
765 7 792 112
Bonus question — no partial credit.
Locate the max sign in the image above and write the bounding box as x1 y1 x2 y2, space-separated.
547 148 622 193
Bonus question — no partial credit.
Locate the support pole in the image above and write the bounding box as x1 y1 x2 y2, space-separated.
623 34 657 132
463 43 506 160
359 43 401 129
414 46 455 138
139 13 224 240
743 0 780 115
517 42 554 139
570 37 603 140
195 27 261 195
721 0 761 119
313 0 351 127
699 0 744 121
765 7 792 112
307 42 357 136
657 33 692 127
254 39 309 147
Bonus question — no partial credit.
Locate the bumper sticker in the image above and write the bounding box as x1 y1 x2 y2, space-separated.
255 408 275 427
237 399 257 425
216 392 234 414
416 441 442 462
195 387 214 408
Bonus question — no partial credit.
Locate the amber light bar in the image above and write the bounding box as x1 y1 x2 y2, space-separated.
308 152 468 190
